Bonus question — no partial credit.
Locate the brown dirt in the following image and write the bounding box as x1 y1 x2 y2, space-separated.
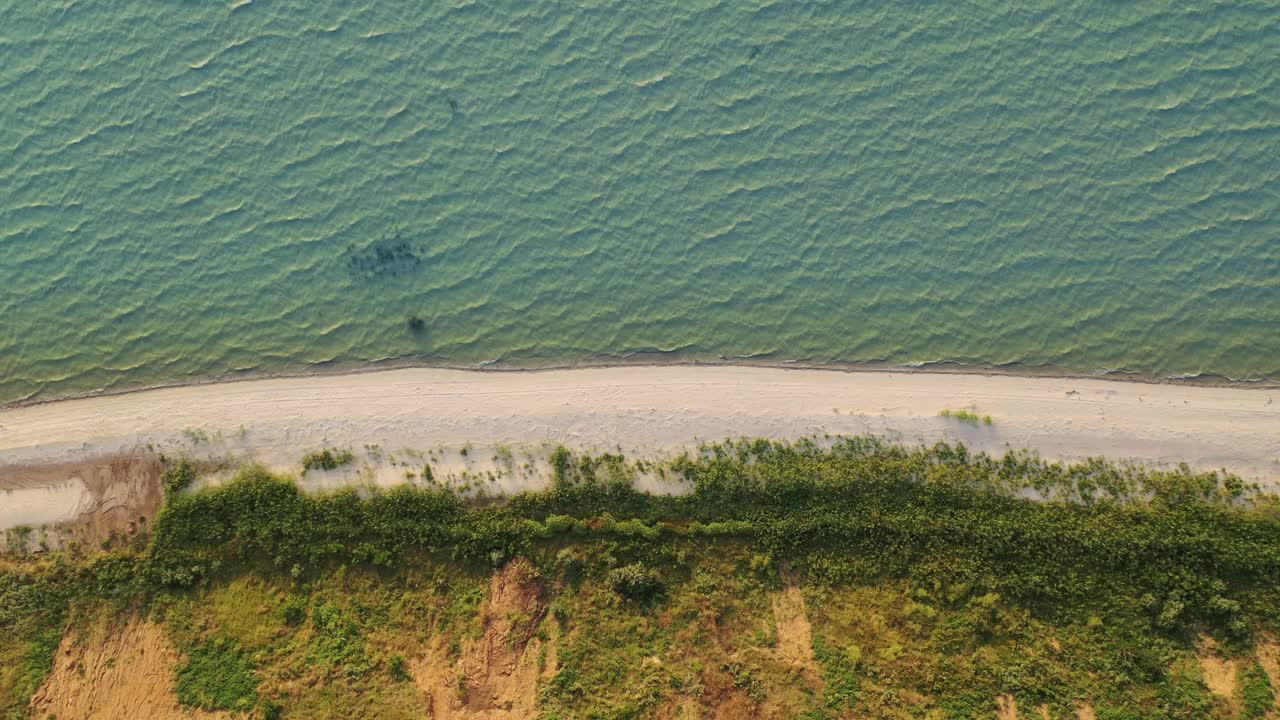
29 617 236 720
770 586 819 684
1076 703 1098 720
672 586 823 720
1257 638 1280 684
700 664 759 720
653 696 700 720
1 448 164 551
415 559 548 719
1197 635 1240 699
996 694 1018 720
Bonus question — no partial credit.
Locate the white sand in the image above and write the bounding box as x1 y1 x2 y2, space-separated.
1 366 1277 487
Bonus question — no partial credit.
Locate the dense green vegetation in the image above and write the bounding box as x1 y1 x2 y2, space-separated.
2 436 1279 718
1242 662 1275 719
162 458 197 496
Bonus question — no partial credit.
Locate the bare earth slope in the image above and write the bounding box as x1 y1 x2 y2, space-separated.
30 618 236 720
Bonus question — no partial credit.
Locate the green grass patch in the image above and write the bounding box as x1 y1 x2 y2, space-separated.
0 623 62 719
1242 661 1275 718
175 638 258 711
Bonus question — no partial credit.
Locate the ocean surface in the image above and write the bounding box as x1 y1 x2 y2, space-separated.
2 1 1278 404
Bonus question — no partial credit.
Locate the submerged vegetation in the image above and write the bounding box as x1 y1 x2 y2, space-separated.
2 436 1279 717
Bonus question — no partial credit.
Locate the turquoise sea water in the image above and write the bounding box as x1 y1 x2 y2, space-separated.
2 1 1278 404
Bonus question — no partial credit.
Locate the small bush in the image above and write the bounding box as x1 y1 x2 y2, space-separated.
609 563 664 602
162 459 197 496
550 446 572 487
389 653 411 682
5 526 33 555
300 448 355 472
282 595 308 626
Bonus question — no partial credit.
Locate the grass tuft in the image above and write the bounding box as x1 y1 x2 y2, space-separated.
300 448 355 472
939 408 994 426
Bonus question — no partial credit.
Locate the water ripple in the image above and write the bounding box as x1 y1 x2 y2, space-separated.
0 0 1276 405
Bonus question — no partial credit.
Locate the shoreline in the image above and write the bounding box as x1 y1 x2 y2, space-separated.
3 364 1278 482
4 354 1277 412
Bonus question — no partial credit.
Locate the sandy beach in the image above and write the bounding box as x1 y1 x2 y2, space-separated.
2 364 1279 540
2 364 1277 479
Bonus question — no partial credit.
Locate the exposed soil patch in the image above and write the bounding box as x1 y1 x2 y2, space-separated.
0 449 163 551
1197 635 1240 699
770 586 817 681
415 559 548 718
29 617 235 720
699 662 760 720
653 696 700 720
1257 638 1280 685
678 585 823 720
996 694 1018 720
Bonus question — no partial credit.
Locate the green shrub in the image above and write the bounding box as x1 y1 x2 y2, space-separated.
389 653 411 682
282 594 308 626
544 514 577 534
608 563 664 602
162 459 197 496
4 526 33 555
300 448 355 472
1242 662 1274 719
550 446 572 487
